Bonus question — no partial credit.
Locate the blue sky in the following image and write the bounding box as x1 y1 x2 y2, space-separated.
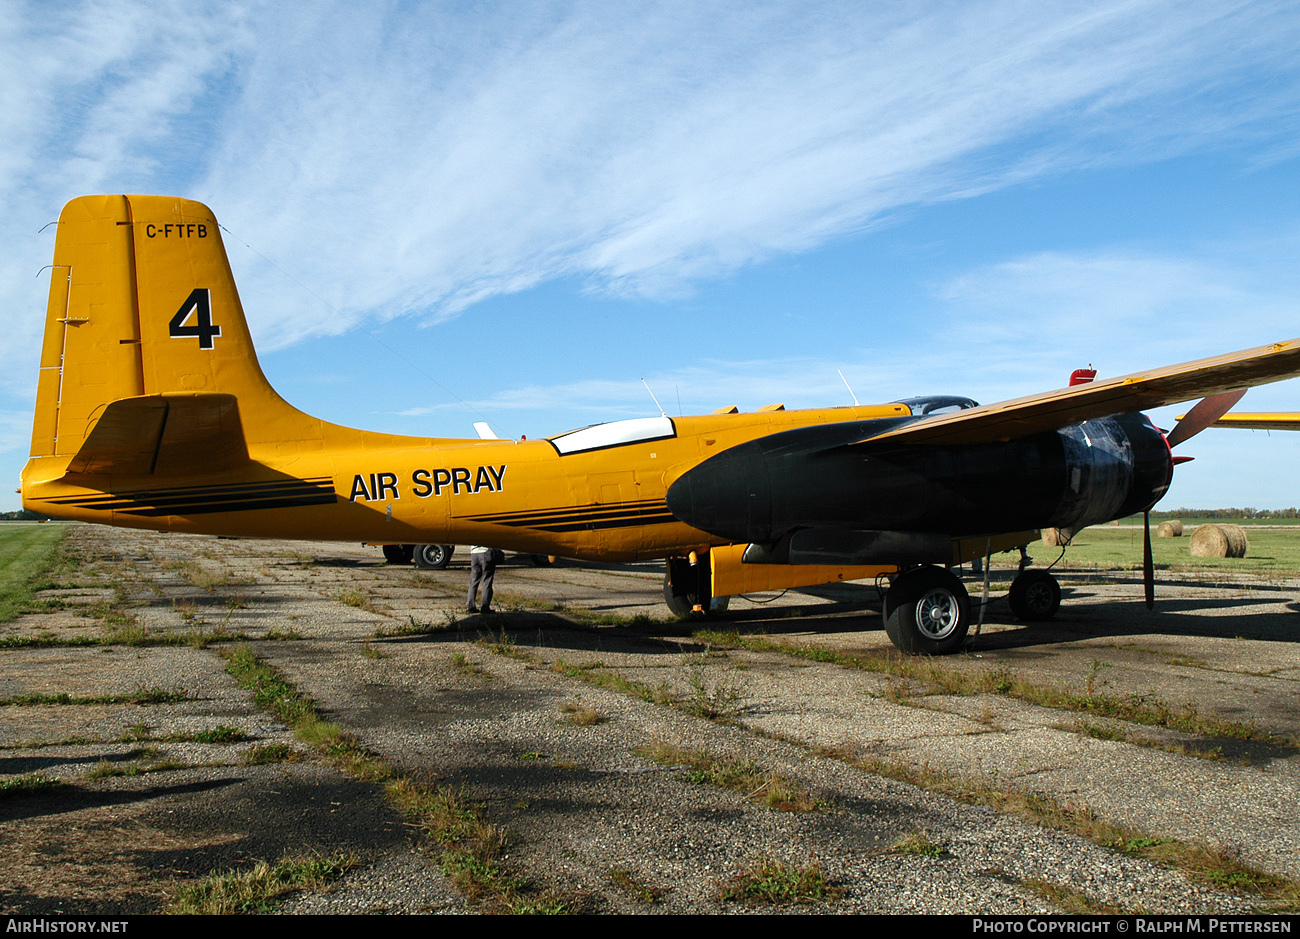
3 1 1300 512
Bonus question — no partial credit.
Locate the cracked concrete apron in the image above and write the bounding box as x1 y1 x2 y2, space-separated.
3 524 1299 913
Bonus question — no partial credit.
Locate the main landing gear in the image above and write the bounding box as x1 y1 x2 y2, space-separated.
881 564 1062 655
382 544 415 564
882 566 971 655
379 544 455 569
412 543 455 570
1007 569 1061 622
383 545 556 570
664 553 729 618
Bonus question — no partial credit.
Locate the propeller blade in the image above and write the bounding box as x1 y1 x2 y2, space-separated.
1143 510 1155 610
1165 389 1248 448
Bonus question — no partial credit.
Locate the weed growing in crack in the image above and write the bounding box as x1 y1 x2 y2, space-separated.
478 628 527 659
335 588 371 609
1021 878 1123 914
241 743 295 765
451 652 491 680
387 776 576 913
1084 658 1112 697
192 726 249 744
638 741 824 813
984 665 1014 694
608 868 668 904
0 774 63 798
719 857 842 906
559 698 607 725
889 830 948 858
683 657 745 720
169 853 356 914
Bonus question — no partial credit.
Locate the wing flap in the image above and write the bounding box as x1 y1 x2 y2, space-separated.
858 337 1300 446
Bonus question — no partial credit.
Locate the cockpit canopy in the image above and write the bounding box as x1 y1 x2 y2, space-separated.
895 395 979 416
548 416 677 455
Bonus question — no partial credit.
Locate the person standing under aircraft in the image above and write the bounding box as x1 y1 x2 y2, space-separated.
468 545 498 613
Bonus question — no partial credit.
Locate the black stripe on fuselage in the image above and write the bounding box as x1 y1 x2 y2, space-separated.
467 499 669 523
43 478 338 516
462 500 679 532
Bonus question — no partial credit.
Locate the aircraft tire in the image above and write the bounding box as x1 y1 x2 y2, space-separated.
530 554 555 567
1008 570 1060 621
382 544 414 564
663 572 696 617
662 572 729 618
413 543 454 570
882 566 970 655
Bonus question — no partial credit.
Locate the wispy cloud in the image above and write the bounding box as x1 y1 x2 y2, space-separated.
205 1 1300 347
5 2 1299 358
395 358 850 422
412 233 1300 437
0 0 249 397
936 235 1300 378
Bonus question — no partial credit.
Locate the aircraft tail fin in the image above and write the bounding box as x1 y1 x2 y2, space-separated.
29 195 320 477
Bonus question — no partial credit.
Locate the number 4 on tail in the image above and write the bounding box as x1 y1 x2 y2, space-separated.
169 288 221 349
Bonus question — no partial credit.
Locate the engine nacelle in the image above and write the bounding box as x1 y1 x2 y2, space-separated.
665 412 1172 546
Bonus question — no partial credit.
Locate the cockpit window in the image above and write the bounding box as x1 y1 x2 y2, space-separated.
894 395 980 416
548 416 676 455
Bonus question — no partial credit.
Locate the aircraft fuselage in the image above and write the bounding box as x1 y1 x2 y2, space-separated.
25 406 1172 564
21 404 895 561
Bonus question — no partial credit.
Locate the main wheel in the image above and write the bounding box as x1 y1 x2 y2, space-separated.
413 543 454 570
882 566 970 655
530 554 555 567
663 571 695 617
662 570 728 618
1008 570 1061 621
382 544 414 564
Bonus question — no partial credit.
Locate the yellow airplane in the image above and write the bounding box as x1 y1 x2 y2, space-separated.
21 195 1300 654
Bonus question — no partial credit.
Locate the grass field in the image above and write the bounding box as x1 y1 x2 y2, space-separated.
0 522 67 623
1030 524 1300 576
1123 514 1300 527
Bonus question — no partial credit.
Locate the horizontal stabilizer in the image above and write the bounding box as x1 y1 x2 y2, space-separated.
66 394 250 478
857 337 1300 446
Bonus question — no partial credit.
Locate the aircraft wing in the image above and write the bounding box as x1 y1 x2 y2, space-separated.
856 337 1300 446
1178 412 1300 431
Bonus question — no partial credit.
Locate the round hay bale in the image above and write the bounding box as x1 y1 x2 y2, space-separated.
1156 520 1183 537
1042 527 1074 547
1222 523 1249 558
1189 523 1249 558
